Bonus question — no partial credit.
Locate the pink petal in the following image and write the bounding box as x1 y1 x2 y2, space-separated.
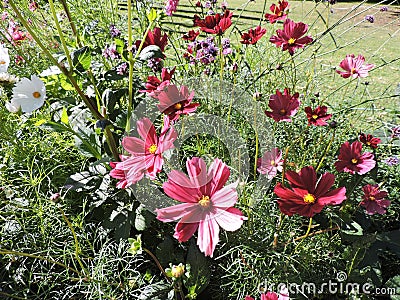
156 202 199 222
211 181 238 207
174 221 199 242
214 207 245 231
197 216 220 257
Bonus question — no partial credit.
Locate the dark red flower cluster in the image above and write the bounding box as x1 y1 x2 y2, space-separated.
193 10 233 35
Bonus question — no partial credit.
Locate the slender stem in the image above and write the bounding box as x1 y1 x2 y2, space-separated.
58 207 89 276
48 0 74 73
315 130 335 172
293 217 313 253
143 248 172 283
126 0 134 132
59 0 81 47
0 250 82 275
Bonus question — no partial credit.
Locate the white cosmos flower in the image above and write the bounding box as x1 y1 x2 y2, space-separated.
0 44 10 73
8 75 46 113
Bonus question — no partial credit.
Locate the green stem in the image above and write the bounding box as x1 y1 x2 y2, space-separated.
59 0 81 47
293 217 313 253
48 0 74 73
315 130 335 173
0 249 82 275
143 248 172 283
58 207 89 276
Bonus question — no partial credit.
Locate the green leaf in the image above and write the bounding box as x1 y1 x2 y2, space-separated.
385 275 400 299
134 204 154 231
184 239 211 297
59 74 75 91
137 281 172 300
148 8 157 22
127 235 142 256
61 107 69 125
71 46 91 71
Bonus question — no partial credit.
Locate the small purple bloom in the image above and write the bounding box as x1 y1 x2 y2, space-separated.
109 24 121 38
165 0 179 16
391 126 400 138
103 44 120 59
365 15 375 23
196 37 219 64
148 57 163 72
384 156 399 166
380 6 388 11
116 62 128 75
204 1 212 8
222 38 232 55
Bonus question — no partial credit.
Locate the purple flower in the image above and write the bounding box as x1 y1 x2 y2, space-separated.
116 62 128 75
195 37 219 64
384 156 399 166
109 24 121 38
204 1 212 8
365 15 375 23
391 126 400 138
222 38 232 55
380 6 388 12
148 57 163 72
103 44 120 59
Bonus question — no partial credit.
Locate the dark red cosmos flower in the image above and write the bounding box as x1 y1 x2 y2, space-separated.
269 19 313 55
304 106 332 126
240 26 267 45
359 133 381 149
140 67 175 95
135 27 168 52
361 184 390 215
265 0 290 24
274 166 346 218
182 30 200 41
334 141 376 175
193 10 233 35
265 88 300 122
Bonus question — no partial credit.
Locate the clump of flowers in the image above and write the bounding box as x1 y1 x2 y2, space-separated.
274 166 346 217
384 156 399 166
103 44 120 60
109 24 121 38
360 184 390 215
335 141 375 175
265 88 300 122
265 0 290 24
336 54 374 78
156 157 247 257
365 15 375 23
269 19 313 55
195 37 219 64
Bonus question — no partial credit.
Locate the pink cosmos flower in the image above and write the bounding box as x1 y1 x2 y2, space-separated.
334 141 376 175
269 19 313 55
246 286 290 300
304 106 332 126
274 166 346 217
240 26 267 45
109 117 177 187
265 0 290 24
265 88 300 122
257 148 284 180
336 54 374 78
155 84 199 121
165 0 179 16
360 184 390 215
156 157 246 257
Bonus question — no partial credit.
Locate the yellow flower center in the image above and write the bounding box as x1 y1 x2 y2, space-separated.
279 108 286 115
174 103 182 110
303 193 316 204
351 68 356 74
270 160 276 166
351 158 358 164
288 38 296 45
369 196 375 201
198 195 211 208
148 144 157 154
0 60 6 65
366 141 371 145
312 114 318 119
277 11 283 16
32 91 41 98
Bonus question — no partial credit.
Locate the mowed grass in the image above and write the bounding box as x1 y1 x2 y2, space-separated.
164 0 400 129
